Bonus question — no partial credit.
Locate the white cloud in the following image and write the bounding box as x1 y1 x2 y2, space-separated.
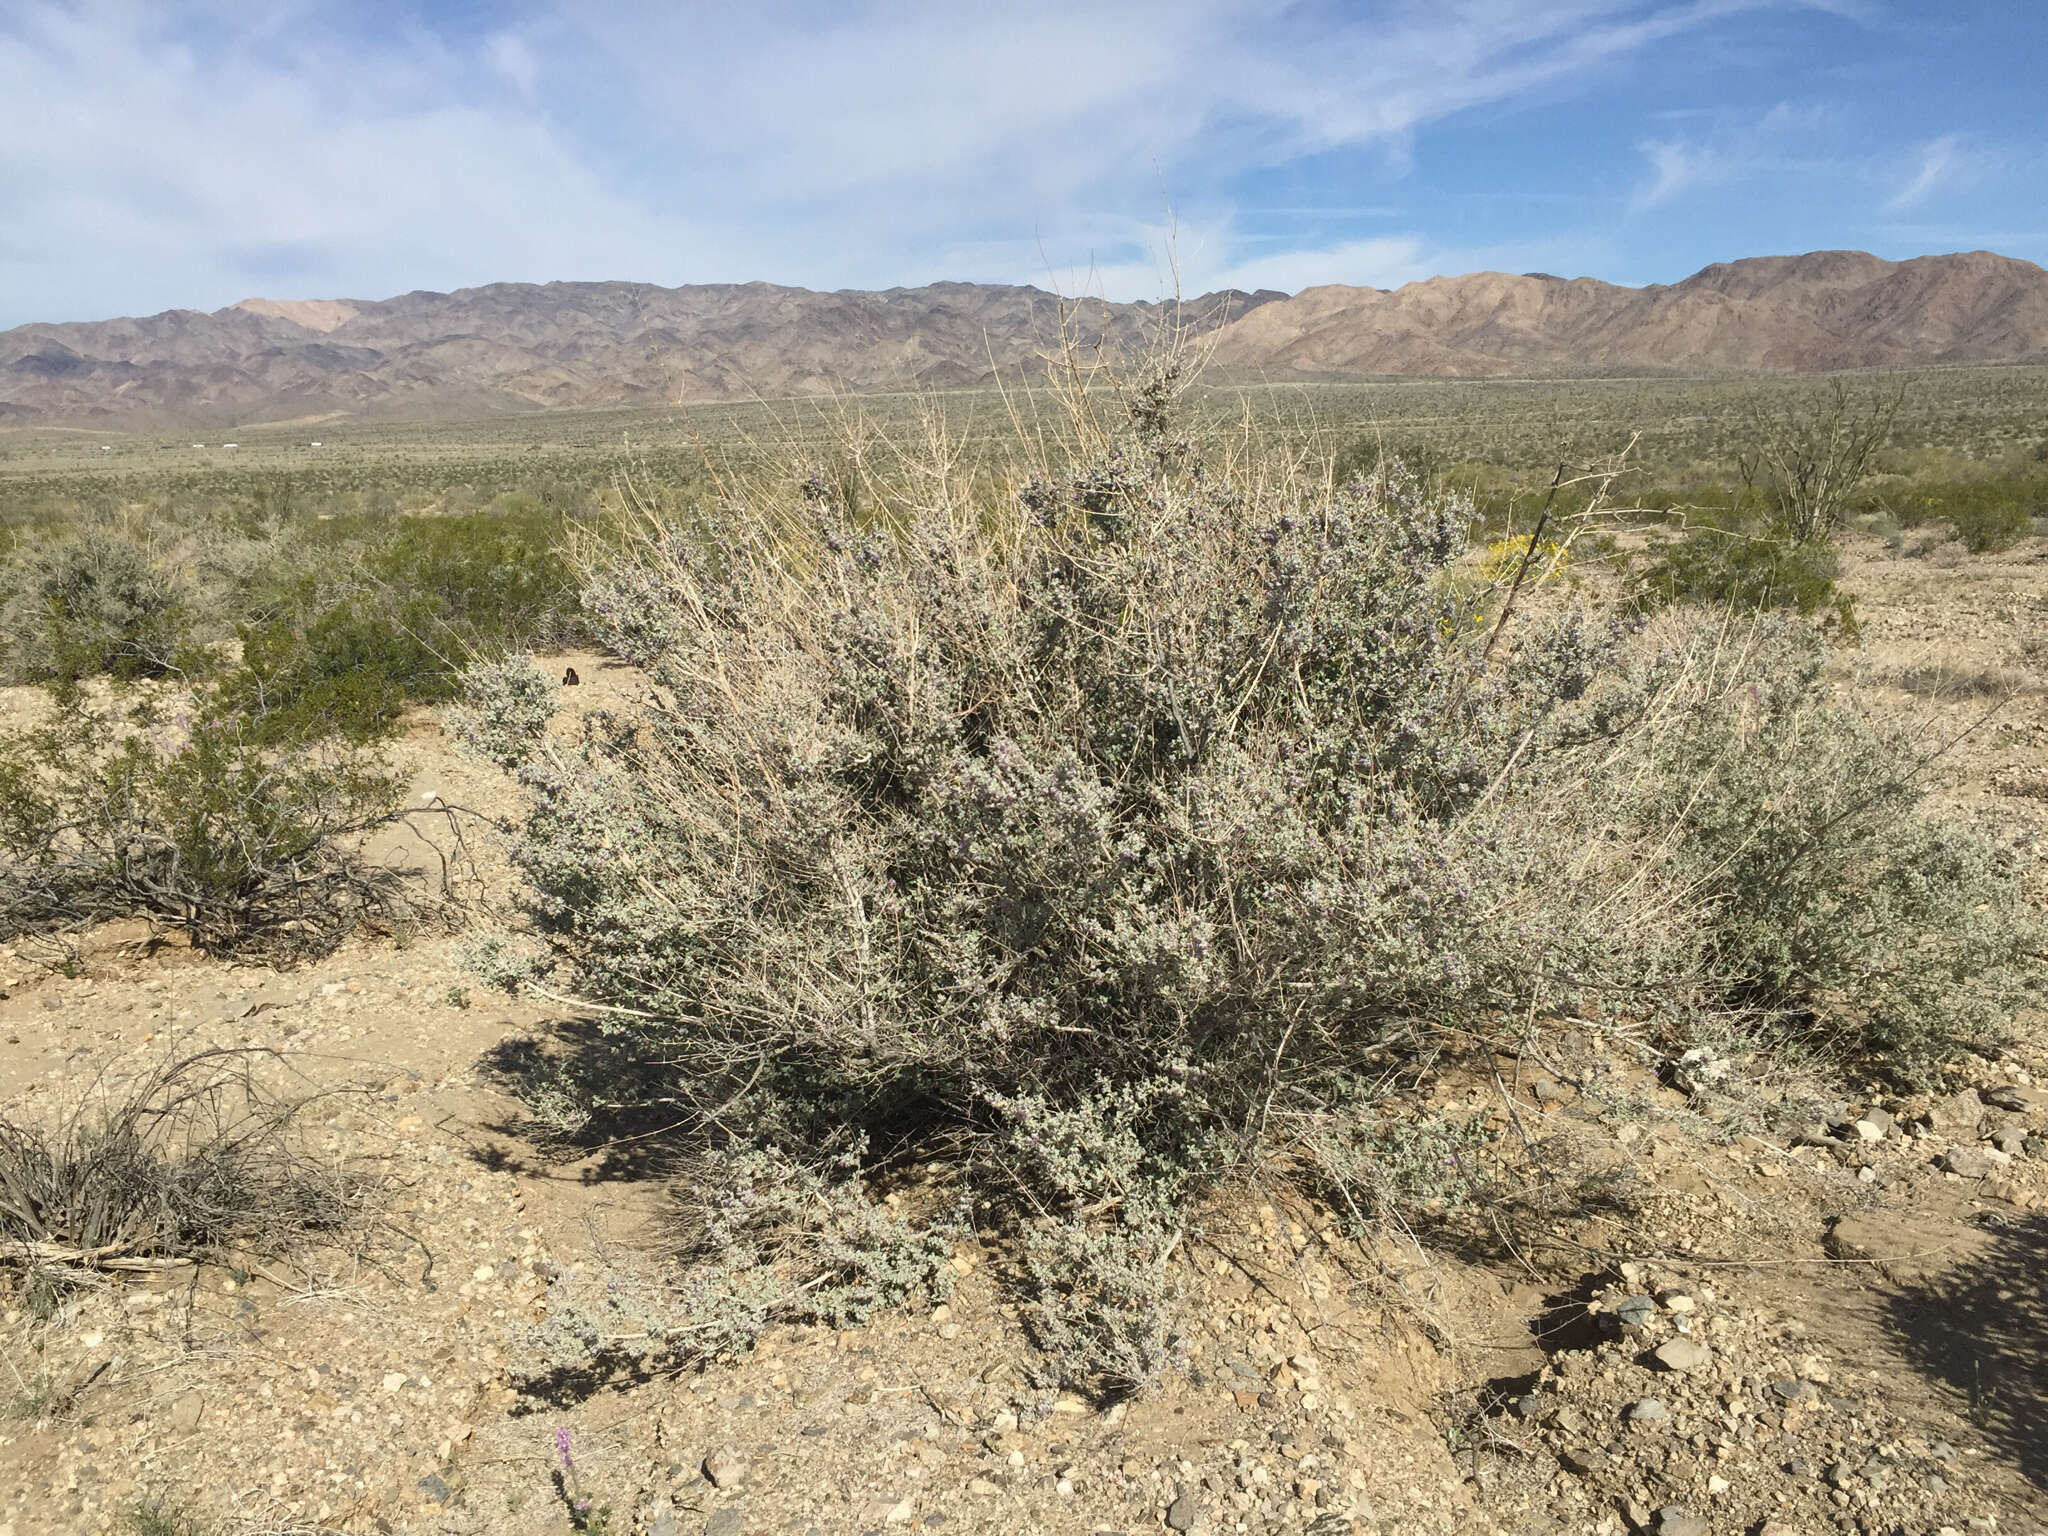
1884 133 1983 212
1632 101 1838 210
485 32 540 99
0 0 1860 326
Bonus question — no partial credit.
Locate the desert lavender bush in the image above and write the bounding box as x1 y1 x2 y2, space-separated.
455 355 2040 1392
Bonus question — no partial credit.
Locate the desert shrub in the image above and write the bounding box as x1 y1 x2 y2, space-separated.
444 653 558 769
0 675 428 959
235 594 454 742
370 505 583 648
1631 518 1856 632
0 528 187 684
1737 378 1899 546
0 1047 366 1276
1894 478 2037 554
457 351 2038 1392
521 1143 952 1387
1614 621 2041 1083
117 1499 213 1536
1301 1102 1498 1235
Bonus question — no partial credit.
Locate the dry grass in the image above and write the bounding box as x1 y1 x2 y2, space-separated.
0 1045 374 1282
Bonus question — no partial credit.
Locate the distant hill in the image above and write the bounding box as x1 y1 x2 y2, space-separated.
3 250 2045 429
1207 250 2048 377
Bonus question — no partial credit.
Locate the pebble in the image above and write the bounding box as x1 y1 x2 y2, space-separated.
1652 1339 1712 1373
1655 1508 1708 1536
1625 1398 1669 1422
703 1447 749 1489
1166 1490 1202 1531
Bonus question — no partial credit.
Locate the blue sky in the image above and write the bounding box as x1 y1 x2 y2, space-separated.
1 0 2043 327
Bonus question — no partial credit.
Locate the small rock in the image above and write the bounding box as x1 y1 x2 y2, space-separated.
1166 1490 1202 1532
1989 1125 2028 1155
415 1474 452 1505
1940 1145 1992 1179
966 1478 1001 1496
1653 1339 1712 1373
1612 1295 1658 1329
703 1448 749 1489
1981 1084 2046 1114
702 1508 743 1536
1660 1292 1696 1314
648 1515 680 1536
1770 1380 1821 1404
1512 1393 1543 1420
1852 1113 1888 1142
1655 1508 1708 1536
1926 1090 1987 1138
1625 1398 1669 1423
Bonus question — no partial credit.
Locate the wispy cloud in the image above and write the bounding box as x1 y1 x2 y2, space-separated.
1884 133 1984 212
1632 102 1838 210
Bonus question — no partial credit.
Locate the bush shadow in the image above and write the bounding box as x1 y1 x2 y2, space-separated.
1883 1211 2048 1489
472 1019 688 1183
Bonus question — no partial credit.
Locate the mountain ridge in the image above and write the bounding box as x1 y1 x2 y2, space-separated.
4 250 2045 429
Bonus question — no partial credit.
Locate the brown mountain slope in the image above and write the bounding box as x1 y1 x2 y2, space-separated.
0 282 1283 430
1208 249 2048 378
3 251 2045 429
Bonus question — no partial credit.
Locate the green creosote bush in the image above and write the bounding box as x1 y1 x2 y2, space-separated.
369 504 584 649
1630 514 1858 634
454 345 2040 1395
0 672 427 959
1893 478 2038 555
234 595 455 744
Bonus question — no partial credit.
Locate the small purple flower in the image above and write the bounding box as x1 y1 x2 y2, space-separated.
555 1426 575 1471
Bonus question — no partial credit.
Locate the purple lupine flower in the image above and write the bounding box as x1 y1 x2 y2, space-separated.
555 1426 575 1471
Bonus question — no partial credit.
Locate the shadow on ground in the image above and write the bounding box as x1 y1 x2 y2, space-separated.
472 1019 686 1182
1885 1211 2048 1489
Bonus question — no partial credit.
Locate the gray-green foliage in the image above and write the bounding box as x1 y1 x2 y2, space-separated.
0 527 186 683
442 653 557 770
524 1144 952 1379
458 354 2040 1393
1616 621 2039 1081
